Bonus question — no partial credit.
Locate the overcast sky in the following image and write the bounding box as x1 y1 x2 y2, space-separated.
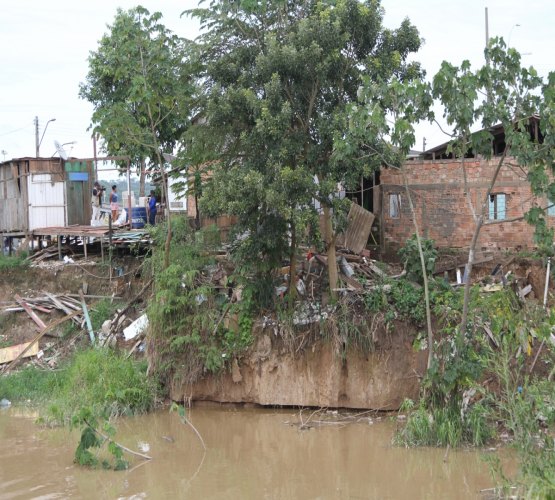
1 0 553 162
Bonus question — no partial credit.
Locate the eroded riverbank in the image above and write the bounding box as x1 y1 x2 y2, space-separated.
0 405 501 499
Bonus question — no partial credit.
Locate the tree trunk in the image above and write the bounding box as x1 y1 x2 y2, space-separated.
160 164 172 270
139 45 172 270
194 192 201 230
401 165 434 369
460 148 507 332
139 159 146 197
323 205 338 300
288 219 298 300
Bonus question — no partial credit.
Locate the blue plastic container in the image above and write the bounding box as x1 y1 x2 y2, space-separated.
130 207 147 229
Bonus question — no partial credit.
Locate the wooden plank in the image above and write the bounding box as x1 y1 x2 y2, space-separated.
518 284 532 300
14 294 47 332
339 274 364 290
337 203 375 255
0 342 39 364
366 261 387 278
434 255 494 274
1 309 81 374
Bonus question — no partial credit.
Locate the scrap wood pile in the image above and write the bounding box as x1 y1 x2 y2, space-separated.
307 250 398 296
0 292 88 373
0 288 149 373
433 252 544 302
26 245 86 267
2 293 86 332
26 246 61 263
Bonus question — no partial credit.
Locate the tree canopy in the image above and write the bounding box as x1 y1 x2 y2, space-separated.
186 0 422 296
80 6 195 190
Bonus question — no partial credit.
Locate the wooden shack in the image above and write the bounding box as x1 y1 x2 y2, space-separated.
0 157 92 238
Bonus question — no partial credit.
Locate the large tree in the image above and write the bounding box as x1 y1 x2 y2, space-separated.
80 6 194 195
187 0 422 298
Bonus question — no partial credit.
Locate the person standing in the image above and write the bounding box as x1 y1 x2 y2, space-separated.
148 190 157 225
109 185 119 222
91 182 102 222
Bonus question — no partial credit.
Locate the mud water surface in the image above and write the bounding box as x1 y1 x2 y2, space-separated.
0 406 500 499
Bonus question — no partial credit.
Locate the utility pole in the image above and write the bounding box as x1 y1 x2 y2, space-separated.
92 133 98 180
485 7 489 50
35 116 39 158
485 7 492 106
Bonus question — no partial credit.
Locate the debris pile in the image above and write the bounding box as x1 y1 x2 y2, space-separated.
0 287 148 372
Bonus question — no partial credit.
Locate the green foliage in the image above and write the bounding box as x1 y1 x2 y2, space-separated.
148 220 254 384
188 0 422 291
72 407 128 470
480 338 555 497
0 254 28 271
75 425 102 468
0 365 64 403
398 234 437 283
395 400 493 448
1 349 156 427
79 6 194 176
397 283 555 497
363 278 426 326
89 299 118 332
45 348 156 425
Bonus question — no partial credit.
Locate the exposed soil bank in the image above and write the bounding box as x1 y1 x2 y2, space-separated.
172 324 427 410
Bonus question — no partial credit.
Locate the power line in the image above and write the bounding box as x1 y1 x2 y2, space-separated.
0 121 33 137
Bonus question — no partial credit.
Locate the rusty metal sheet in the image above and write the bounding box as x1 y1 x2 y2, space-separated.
338 203 375 254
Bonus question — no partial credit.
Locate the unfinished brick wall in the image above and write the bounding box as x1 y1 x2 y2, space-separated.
379 158 552 252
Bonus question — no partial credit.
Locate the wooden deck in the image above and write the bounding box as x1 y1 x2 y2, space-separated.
33 225 111 238
31 225 150 260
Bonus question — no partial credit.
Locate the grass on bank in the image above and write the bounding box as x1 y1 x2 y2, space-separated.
0 253 28 271
0 348 157 424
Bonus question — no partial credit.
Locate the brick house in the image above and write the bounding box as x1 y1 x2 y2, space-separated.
378 123 550 253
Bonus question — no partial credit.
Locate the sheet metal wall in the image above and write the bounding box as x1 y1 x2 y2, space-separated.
27 173 66 230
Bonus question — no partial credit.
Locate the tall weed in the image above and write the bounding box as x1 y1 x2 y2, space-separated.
45 348 156 424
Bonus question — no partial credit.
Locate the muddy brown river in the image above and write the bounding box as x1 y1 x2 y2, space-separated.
0 406 499 499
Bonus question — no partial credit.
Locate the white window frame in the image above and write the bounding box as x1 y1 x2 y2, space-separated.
389 193 401 218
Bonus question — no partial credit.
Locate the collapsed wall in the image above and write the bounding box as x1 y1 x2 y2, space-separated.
171 323 427 410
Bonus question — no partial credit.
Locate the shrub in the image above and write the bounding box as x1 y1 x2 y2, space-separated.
44 348 156 424
395 399 493 448
398 234 437 283
147 220 255 384
0 253 28 271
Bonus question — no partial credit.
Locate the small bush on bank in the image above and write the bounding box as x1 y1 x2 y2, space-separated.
0 254 28 271
89 299 119 332
45 348 156 424
395 399 493 448
398 234 437 284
